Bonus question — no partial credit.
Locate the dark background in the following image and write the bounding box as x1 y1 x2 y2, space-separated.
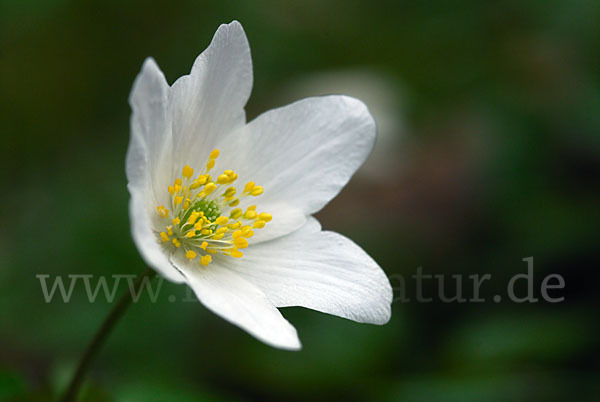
1 0 599 401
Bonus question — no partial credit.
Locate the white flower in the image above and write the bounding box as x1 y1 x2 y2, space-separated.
126 21 392 350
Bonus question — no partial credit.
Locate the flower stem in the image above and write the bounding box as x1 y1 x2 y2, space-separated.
60 267 156 402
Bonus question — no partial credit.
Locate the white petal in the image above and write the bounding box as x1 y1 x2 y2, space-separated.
127 59 184 283
226 95 375 226
170 21 252 170
177 259 301 350
127 57 172 205
222 218 392 325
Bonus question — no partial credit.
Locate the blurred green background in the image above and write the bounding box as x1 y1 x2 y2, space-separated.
2 0 599 401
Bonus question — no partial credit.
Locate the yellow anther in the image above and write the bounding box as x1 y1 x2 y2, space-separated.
160 232 169 242
229 208 242 219
174 196 183 206
200 241 208 250
172 217 180 225
234 237 249 249
209 149 220 159
187 211 200 224
183 199 190 209
194 222 203 230
203 182 216 194
229 199 240 207
200 255 212 266
182 165 194 179
229 173 238 181
172 239 181 248
186 231 196 238
244 210 257 219
215 216 229 226
251 186 264 196
228 221 242 230
216 226 228 235
230 249 244 258
224 187 236 198
174 184 181 193
185 250 197 260
253 220 266 229
232 230 243 239
156 206 169 218
258 212 272 222
201 229 210 235
174 178 182 186
213 233 224 240
216 174 229 184
244 230 254 238
206 159 215 170
168 186 175 195
241 226 252 236
224 169 234 176
244 181 255 192
166 226 174 236
191 176 207 189
247 205 256 211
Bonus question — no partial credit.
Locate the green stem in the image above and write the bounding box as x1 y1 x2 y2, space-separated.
59 267 156 402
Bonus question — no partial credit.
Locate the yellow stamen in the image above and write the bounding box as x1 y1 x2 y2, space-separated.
224 187 236 198
187 211 200 225
244 181 255 192
228 221 242 230
217 174 229 184
230 249 244 258
156 206 169 218
233 237 248 249
182 165 194 179
258 212 272 222
203 182 216 194
215 216 229 226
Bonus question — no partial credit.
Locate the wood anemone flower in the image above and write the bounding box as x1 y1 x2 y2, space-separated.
126 21 392 350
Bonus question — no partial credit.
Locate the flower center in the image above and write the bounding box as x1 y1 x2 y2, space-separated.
154 149 271 266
